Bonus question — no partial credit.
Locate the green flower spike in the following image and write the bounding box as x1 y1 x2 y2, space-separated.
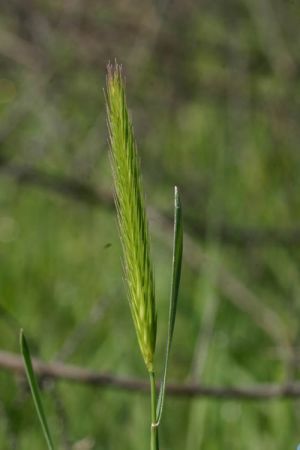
106 63 157 373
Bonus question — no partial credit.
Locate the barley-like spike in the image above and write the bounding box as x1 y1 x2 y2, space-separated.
106 62 157 372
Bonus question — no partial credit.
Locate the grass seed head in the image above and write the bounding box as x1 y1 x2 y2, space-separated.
106 62 157 372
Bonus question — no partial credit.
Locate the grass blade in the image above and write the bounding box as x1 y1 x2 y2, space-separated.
156 186 183 423
20 329 55 450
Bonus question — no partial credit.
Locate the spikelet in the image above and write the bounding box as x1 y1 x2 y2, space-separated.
106 63 157 372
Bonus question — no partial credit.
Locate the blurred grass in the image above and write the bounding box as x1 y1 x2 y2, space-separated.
1 0 300 449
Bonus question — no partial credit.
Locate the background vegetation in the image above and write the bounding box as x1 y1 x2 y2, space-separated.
1 1 300 449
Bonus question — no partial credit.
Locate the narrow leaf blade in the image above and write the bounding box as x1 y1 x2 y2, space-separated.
20 329 55 450
156 186 183 423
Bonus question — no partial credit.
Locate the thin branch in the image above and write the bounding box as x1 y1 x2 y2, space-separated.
2 350 300 400
1 158 300 248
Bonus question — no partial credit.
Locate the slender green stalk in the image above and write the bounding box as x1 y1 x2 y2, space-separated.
149 371 159 450
156 186 182 424
106 62 159 449
106 63 182 450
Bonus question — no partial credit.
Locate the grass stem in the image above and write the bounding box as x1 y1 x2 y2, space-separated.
149 371 159 450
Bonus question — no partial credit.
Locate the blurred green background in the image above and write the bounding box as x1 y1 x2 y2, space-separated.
1 1 300 449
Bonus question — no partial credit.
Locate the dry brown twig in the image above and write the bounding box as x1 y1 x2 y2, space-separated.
1 350 300 400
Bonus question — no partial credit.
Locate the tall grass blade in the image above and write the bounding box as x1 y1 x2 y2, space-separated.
156 186 183 423
20 329 55 450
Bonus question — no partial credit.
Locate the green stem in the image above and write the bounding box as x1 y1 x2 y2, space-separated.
149 371 159 450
